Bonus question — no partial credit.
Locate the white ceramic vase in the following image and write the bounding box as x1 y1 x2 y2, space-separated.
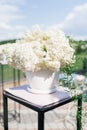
25 70 59 94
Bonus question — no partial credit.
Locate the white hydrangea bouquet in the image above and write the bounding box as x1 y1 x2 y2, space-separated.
0 25 75 93
0 25 75 72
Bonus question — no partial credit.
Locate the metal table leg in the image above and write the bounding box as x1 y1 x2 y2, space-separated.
38 112 44 130
17 70 21 122
0 64 4 124
3 94 8 130
77 95 82 130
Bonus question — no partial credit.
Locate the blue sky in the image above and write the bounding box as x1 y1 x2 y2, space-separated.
0 0 87 40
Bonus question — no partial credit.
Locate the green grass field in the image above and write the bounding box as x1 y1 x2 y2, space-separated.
0 64 25 83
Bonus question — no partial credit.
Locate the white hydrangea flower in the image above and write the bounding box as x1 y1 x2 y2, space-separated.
0 25 75 72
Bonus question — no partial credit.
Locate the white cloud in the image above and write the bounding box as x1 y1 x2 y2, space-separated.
66 13 74 21
0 2 25 22
58 3 87 40
0 24 27 41
0 23 11 29
0 4 18 12
0 0 27 5
0 1 27 41
1 1 87 41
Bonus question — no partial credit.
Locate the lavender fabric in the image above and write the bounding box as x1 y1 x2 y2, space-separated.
5 85 71 107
